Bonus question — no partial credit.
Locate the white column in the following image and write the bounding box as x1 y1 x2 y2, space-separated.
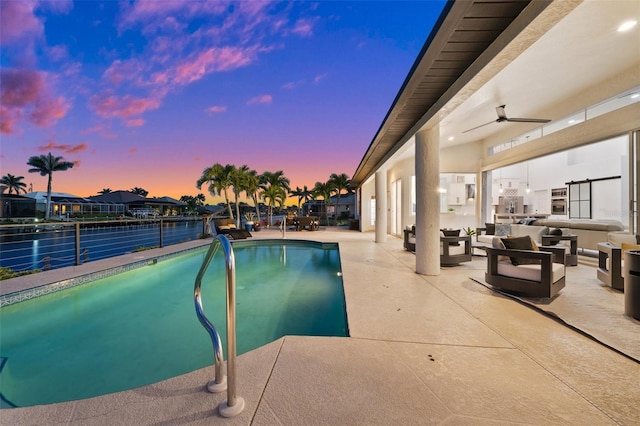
415 127 440 275
375 169 387 243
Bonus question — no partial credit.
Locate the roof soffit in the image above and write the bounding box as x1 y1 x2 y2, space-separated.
351 0 553 187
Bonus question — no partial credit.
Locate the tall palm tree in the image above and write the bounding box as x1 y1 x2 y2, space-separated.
290 185 313 214
27 152 75 220
229 165 249 227
243 168 262 224
260 170 290 194
98 188 112 194
290 186 305 210
196 163 235 220
0 174 27 194
130 187 149 197
262 184 286 226
260 170 290 226
329 173 351 223
312 181 334 224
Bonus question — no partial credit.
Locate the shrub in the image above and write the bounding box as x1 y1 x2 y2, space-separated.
0 266 41 281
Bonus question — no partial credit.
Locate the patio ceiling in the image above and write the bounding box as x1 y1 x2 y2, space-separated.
351 0 640 187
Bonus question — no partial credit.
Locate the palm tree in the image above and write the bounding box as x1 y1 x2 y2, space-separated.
312 181 334 225
27 152 75 220
329 173 351 223
229 165 249 227
130 187 149 197
180 194 206 214
290 186 304 211
260 170 290 226
260 170 290 194
98 188 112 194
261 184 286 226
243 168 262 224
0 174 27 194
300 185 313 215
196 163 235 220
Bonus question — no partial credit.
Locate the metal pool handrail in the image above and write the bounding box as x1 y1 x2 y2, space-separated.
193 234 245 418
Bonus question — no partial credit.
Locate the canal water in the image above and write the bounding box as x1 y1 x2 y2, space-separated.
0 220 204 272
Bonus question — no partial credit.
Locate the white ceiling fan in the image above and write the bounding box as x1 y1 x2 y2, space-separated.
463 105 551 133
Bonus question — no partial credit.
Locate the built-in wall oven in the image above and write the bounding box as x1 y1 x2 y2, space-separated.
551 199 567 215
551 187 567 215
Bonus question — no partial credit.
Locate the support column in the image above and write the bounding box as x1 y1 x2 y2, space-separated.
375 169 387 243
415 127 440 275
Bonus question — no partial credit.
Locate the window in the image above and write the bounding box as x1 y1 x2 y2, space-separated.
569 182 591 219
370 196 376 226
411 176 416 214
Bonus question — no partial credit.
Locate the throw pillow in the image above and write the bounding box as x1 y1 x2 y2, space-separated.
485 223 495 235
495 223 511 236
492 237 509 262
501 236 537 266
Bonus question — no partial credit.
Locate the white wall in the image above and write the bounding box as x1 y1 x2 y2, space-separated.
493 135 628 225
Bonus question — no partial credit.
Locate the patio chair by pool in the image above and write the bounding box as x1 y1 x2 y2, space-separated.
403 227 472 266
485 236 566 298
213 218 252 240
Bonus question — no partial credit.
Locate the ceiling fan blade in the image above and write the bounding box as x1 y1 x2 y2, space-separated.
505 117 551 123
496 105 507 120
462 120 496 133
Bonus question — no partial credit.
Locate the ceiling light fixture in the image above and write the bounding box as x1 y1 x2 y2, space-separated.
499 169 503 194
618 20 637 32
526 161 531 194
448 136 454 141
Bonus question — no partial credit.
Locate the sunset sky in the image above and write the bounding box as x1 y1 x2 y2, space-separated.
1 0 446 204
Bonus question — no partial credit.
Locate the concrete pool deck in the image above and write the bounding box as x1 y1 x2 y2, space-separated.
2 227 639 425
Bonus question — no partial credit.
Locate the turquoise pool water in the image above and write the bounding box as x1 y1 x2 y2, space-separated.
0 240 348 407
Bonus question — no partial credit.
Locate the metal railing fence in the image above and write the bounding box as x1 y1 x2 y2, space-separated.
0 218 206 274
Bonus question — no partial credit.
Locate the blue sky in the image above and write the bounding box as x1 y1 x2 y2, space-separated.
1 0 446 202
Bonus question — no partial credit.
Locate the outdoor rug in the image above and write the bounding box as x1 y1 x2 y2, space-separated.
471 274 640 363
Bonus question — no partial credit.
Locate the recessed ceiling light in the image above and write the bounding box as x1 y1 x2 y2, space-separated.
448 136 454 141
618 20 637 32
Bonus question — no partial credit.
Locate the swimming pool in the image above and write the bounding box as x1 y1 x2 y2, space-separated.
0 239 348 408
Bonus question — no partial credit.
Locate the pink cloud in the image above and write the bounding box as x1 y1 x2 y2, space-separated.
37 141 88 154
247 94 272 105
47 45 69 62
175 46 255 84
120 0 228 32
206 105 227 114
126 118 145 127
313 73 328 84
103 59 145 86
0 0 42 45
81 123 117 139
90 92 160 120
283 80 304 90
291 18 315 37
0 68 70 134
129 147 138 154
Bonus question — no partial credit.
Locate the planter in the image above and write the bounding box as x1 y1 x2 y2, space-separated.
245 222 254 232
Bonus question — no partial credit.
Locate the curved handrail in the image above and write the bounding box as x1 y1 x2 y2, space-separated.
193 234 245 417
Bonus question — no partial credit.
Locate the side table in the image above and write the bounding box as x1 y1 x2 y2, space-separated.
541 234 578 266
